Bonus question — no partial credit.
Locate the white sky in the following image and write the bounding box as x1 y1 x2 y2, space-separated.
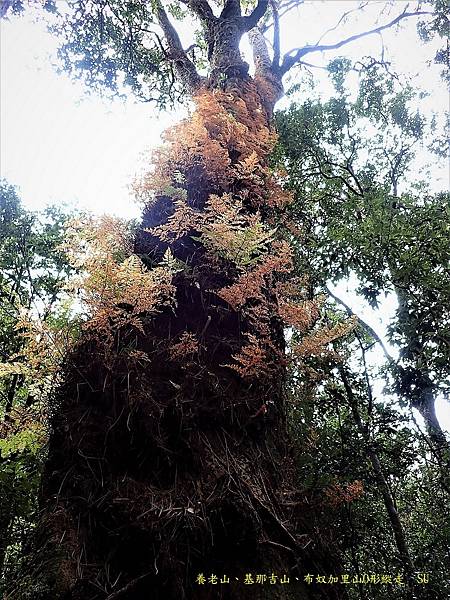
0 1 448 430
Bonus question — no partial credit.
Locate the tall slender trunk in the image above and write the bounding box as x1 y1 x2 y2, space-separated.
339 367 415 599
10 76 346 600
393 286 450 459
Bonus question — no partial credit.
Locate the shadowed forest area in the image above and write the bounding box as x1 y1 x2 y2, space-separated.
0 1 449 599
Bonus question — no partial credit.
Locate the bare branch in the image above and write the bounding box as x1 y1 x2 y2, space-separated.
179 0 216 24
184 43 202 55
155 0 203 93
280 7 433 75
142 28 169 57
242 0 269 31
315 1 369 46
261 0 304 34
271 0 280 69
296 60 328 71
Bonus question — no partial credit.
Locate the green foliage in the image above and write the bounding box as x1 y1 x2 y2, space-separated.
0 427 44 459
287 325 450 599
275 61 449 399
30 0 207 107
201 214 277 269
0 180 74 390
0 181 75 587
0 181 72 311
276 60 449 597
417 0 450 82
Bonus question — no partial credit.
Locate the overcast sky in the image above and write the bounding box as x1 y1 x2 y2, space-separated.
0 1 448 430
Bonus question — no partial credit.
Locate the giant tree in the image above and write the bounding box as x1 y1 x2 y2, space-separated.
274 58 449 454
1 2 440 599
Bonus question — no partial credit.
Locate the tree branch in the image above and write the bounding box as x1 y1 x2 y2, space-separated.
336 366 415 579
280 7 433 75
261 0 304 34
179 0 216 24
242 0 269 31
295 60 328 71
325 285 395 364
315 1 369 46
248 26 272 75
155 0 203 93
221 0 242 19
105 573 152 600
271 0 280 69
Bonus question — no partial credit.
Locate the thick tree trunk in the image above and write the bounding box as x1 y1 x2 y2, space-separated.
9 76 345 600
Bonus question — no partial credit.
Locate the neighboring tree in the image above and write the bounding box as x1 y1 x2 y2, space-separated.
274 58 449 453
416 0 450 82
287 335 450 600
1 2 443 600
273 58 449 598
0 181 74 590
0 181 74 416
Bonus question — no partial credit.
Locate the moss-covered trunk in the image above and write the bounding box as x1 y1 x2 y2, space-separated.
9 76 345 600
